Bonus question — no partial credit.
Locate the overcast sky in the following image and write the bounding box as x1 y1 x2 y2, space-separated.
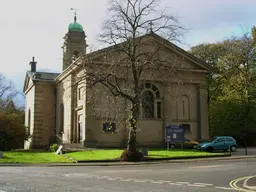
0 0 255 106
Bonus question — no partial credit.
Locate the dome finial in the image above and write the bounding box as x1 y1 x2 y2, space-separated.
71 8 78 22
69 8 83 32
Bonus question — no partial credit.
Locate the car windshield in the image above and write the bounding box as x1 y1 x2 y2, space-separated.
210 137 217 142
184 138 189 141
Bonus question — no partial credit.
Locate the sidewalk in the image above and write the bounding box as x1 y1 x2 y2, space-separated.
232 147 256 156
0 154 255 167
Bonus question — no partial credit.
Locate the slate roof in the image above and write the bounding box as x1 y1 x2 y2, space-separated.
27 71 60 82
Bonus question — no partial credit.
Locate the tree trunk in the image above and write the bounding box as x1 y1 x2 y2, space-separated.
243 102 250 156
127 101 140 152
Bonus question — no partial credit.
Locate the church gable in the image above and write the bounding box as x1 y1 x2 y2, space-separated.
147 33 210 71
23 73 33 93
157 45 207 71
85 33 210 72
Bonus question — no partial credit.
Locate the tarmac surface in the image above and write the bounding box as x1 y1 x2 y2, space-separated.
0 157 255 192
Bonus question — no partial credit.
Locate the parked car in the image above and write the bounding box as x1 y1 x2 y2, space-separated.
169 137 199 149
197 136 237 152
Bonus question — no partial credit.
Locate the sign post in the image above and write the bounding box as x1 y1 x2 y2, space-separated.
166 136 171 150
165 125 184 150
55 145 63 155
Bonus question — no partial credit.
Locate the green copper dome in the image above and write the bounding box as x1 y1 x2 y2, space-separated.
68 16 83 32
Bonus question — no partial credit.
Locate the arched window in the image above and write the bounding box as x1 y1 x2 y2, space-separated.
142 90 155 118
28 109 31 135
72 51 79 61
141 83 162 119
60 103 64 133
178 94 190 120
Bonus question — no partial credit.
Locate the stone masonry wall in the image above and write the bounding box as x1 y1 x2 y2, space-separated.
24 85 35 149
32 82 56 148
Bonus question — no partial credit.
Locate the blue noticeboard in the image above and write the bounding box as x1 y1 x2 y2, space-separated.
165 125 184 143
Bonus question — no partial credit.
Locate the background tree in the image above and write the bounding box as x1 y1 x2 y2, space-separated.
190 43 226 104
0 102 28 151
0 73 18 109
191 29 256 146
252 26 256 43
0 73 27 150
78 0 185 158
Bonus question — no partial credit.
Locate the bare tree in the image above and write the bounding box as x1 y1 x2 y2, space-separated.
78 0 185 153
0 73 17 109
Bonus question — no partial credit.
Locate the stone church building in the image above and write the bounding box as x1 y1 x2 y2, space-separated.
23 16 210 149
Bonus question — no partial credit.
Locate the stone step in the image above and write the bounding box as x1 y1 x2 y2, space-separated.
63 143 84 148
62 143 85 152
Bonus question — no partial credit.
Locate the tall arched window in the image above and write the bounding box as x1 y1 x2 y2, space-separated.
178 94 190 120
60 103 64 133
141 83 162 119
142 90 155 118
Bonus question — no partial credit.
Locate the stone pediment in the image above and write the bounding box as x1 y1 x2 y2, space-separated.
23 72 33 93
23 71 60 93
84 33 210 72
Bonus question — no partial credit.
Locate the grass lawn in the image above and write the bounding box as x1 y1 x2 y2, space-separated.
67 150 123 161
148 149 227 159
0 151 73 163
66 149 228 161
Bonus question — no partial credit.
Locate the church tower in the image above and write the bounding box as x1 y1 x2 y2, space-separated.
62 13 87 70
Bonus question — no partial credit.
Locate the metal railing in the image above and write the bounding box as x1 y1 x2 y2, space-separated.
56 134 63 144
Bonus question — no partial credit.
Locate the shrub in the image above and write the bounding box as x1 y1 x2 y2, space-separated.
210 100 256 146
0 112 29 151
50 144 59 152
121 149 144 162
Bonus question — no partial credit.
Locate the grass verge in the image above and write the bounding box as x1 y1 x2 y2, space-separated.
0 151 73 163
0 149 229 163
66 149 228 161
67 150 122 161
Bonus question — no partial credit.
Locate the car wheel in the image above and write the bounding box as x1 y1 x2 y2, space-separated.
230 145 236 152
192 144 198 149
206 146 213 152
170 144 176 149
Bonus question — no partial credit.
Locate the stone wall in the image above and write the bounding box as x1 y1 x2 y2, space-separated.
56 74 73 143
32 82 56 148
83 78 209 147
24 80 56 149
24 85 35 149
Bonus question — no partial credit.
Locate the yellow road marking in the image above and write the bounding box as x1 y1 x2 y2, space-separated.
229 175 256 192
244 176 256 190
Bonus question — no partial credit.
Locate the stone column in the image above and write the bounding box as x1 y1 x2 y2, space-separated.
163 83 172 126
70 74 75 143
198 84 209 140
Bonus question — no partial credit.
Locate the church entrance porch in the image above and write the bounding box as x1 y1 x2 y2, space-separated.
73 112 84 143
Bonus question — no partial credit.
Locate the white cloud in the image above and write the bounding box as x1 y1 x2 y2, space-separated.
0 0 256 106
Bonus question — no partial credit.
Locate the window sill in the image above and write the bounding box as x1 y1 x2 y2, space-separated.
101 132 117 134
140 118 164 121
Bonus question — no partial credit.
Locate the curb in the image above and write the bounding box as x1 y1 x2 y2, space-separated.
0 155 255 167
75 154 231 163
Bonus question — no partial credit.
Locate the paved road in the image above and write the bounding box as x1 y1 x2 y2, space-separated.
0 158 255 192
232 147 256 156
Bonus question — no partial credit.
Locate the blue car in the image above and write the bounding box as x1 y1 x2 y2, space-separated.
197 136 237 152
